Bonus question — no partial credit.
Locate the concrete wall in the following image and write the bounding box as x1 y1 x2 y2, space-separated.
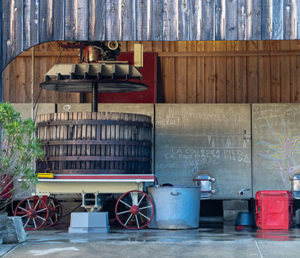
12 103 55 120
253 104 300 193
155 104 252 199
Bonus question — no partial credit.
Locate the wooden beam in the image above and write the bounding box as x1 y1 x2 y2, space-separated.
19 51 79 57
18 49 300 58
158 51 300 57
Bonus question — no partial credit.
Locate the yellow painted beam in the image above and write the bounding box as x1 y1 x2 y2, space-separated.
36 182 144 194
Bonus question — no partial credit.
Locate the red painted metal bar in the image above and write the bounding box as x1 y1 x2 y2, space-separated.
54 174 155 180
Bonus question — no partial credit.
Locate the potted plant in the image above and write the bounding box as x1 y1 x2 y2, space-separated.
0 103 44 243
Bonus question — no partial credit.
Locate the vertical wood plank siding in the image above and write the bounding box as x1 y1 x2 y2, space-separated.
4 40 300 104
52 0 65 40
136 0 147 40
273 0 284 39
3 0 300 69
89 0 106 41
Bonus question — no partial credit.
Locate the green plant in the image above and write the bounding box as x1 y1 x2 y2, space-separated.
0 103 44 211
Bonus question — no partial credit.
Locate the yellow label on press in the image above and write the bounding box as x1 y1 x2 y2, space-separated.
37 173 54 179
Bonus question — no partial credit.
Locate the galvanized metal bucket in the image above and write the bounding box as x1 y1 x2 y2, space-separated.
148 185 201 229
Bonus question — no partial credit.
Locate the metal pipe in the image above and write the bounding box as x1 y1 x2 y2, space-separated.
32 47 35 120
92 83 98 112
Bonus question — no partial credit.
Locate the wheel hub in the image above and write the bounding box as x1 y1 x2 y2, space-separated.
27 209 37 218
130 205 140 215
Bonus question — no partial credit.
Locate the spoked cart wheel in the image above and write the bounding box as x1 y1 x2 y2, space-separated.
14 196 49 231
115 190 155 229
45 197 62 227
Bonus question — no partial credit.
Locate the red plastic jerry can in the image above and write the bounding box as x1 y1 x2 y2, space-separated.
255 190 293 230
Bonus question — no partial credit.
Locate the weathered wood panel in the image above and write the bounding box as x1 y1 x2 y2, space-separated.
89 0 106 41
39 0 53 43
53 0 65 40
226 0 238 40
105 0 121 40
162 0 177 41
76 0 89 41
23 0 39 49
120 0 135 41
261 0 273 40
136 0 149 40
237 0 247 40
189 0 201 40
65 0 89 41
273 0 284 39
3 0 300 69
248 0 262 40
215 0 226 40
177 0 189 40
64 0 77 40
201 0 215 40
2 0 14 68
150 0 163 40
4 40 300 104
284 0 297 40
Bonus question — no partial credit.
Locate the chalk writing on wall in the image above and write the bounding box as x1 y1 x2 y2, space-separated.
155 104 252 196
157 147 250 169
257 120 300 188
156 106 248 129
253 105 300 123
157 132 251 171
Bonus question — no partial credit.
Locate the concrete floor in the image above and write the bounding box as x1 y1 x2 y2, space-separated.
3 225 300 258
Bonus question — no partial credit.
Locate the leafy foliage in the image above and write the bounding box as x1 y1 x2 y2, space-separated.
0 103 44 209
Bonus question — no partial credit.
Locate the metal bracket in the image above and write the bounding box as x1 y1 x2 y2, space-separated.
291 174 300 199
193 174 216 199
81 192 103 212
32 192 50 197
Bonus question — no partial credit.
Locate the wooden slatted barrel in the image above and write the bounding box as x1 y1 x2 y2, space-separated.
36 112 152 174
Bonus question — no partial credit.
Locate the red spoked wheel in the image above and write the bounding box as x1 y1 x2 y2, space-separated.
14 196 49 231
115 190 154 230
45 197 62 227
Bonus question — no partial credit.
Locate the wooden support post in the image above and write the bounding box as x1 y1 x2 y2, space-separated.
32 47 35 120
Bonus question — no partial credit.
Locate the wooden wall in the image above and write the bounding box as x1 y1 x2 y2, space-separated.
3 40 300 104
2 42 81 104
